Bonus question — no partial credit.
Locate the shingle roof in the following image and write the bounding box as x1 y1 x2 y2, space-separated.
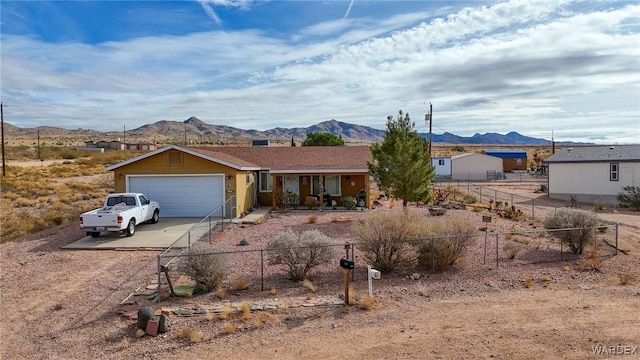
544 145 640 163
193 146 373 173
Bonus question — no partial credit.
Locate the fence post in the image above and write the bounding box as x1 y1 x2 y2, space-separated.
208 215 212 243
351 244 355 281
560 234 563 261
532 199 535 219
260 250 264 291
156 255 162 303
431 238 435 273
593 227 597 250
479 186 482 203
615 223 619 255
495 233 499 268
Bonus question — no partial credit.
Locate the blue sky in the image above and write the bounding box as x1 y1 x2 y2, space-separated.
1 0 639 143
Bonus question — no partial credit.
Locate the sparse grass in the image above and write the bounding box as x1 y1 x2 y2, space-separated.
576 249 602 272
541 274 552 282
302 278 316 293
418 288 434 298
219 305 232 320
204 312 215 321
314 308 327 318
223 321 235 334
618 273 635 285
176 327 203 343
269 287 277 295
358 296 376 310
523 277 534 288
472 206 483 212
240 303 251 322
503 241 523 260
216 287 227 299
52 303 64 311
307 214 318 223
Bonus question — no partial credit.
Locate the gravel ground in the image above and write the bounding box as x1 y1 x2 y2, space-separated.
1 195 639 359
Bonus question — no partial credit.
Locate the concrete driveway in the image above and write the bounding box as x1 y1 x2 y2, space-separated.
62 218 202 250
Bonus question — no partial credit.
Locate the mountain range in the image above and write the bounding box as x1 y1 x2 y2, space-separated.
4 117 577 145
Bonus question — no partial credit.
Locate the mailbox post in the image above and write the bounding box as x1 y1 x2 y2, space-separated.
340 258 354 305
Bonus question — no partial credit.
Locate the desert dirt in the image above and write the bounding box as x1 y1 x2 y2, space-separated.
1 185 639 360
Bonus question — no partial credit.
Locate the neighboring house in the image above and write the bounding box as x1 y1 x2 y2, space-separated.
106 145 373 218
482 149 528 172
85 140 125 151
431 157 452 180
450 153 504 181
125 143 157 151
544 145 640 205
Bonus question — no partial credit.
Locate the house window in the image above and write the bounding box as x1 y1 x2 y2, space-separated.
246 171 251 185
312 175 341 196
610 163 619 181
167 151 183 166
259 171 273 192
438 159 445 166
516 158 522 165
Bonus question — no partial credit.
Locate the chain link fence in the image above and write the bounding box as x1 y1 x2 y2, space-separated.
154 222 619 301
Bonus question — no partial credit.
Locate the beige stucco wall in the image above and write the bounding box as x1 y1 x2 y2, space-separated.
451 154 503 181
548 162 640 205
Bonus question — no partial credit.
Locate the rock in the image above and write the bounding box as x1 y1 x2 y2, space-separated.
410 273 420 280
137 307 155 329
134 328 146 338
428 207 447 216
158 314 171 333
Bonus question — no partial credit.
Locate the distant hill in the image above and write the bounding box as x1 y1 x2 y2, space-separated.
4 116 582 145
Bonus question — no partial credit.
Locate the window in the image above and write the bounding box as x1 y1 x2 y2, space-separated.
438 159 445 166
259 171 273 192
138 195 149 206
246 171 251 185
312 175 341 196
610 163 619 181
516 158 522 165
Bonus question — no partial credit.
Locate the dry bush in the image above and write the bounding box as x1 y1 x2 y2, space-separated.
223 322 235 334
204 312 215 321
358 296 377 310
353 209 439 273
576 249 602 271
267 229 334 281
416 216 476 271
503 241 524 259
240 303 251 322
302 278 316 293
216 287 227 299
541 274 552 282
233 277 248 291
176 327 203 343
180 243 229 294
618 273 635 285
219 305 231 320
523 277 534 288
307 214 318 224
544 208 600 254
269 287 277 295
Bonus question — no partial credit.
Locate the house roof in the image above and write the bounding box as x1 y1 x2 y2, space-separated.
544 145 640 163
482 149 527 158
106 145 373 173
106 145 261 171
450 152 501 161
197 146 372 174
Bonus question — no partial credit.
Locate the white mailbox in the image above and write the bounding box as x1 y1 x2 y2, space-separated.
367 265 381 296
369 268 381 280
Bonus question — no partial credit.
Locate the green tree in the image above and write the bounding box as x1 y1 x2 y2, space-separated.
302 132 345 146
368 110 434 207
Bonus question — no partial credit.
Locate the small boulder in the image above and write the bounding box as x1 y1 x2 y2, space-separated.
134 328 146 338
428 207 447 216
137 307 154 329
158 314 171 333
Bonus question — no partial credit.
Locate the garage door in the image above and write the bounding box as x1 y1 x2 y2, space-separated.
127 175 225 217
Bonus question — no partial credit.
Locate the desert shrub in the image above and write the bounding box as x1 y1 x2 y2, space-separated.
543 208 600 254
618 273 635 285
352 210 439 273
497 205 525 220
284 191 300 208
503 241 524 259
416 216 476 271
304 196 321 210
538 184 548 193
617 186 640 210
594 200 606 212
181 243 229 294
340 196 357 210
267 229 334 281
462 194 477 204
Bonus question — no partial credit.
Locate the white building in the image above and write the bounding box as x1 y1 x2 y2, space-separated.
544 145 640 205
450 153 504 181
431 157 452 178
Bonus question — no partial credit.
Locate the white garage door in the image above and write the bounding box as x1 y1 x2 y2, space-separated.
127 175 225 217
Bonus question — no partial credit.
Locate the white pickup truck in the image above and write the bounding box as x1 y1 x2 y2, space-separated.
80 193 160 237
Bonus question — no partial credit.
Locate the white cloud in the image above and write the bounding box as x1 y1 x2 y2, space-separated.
1 0 639 143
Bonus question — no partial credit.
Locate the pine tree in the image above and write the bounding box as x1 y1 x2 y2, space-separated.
368 110 434 207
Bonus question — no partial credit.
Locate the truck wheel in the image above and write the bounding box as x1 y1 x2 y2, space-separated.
150 210 159 224
125 219 136 237
89 232 101 238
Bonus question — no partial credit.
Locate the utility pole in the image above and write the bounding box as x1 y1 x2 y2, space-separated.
428 102 433 155
1 102 5 178
37 129 41 160
123 125 126 150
